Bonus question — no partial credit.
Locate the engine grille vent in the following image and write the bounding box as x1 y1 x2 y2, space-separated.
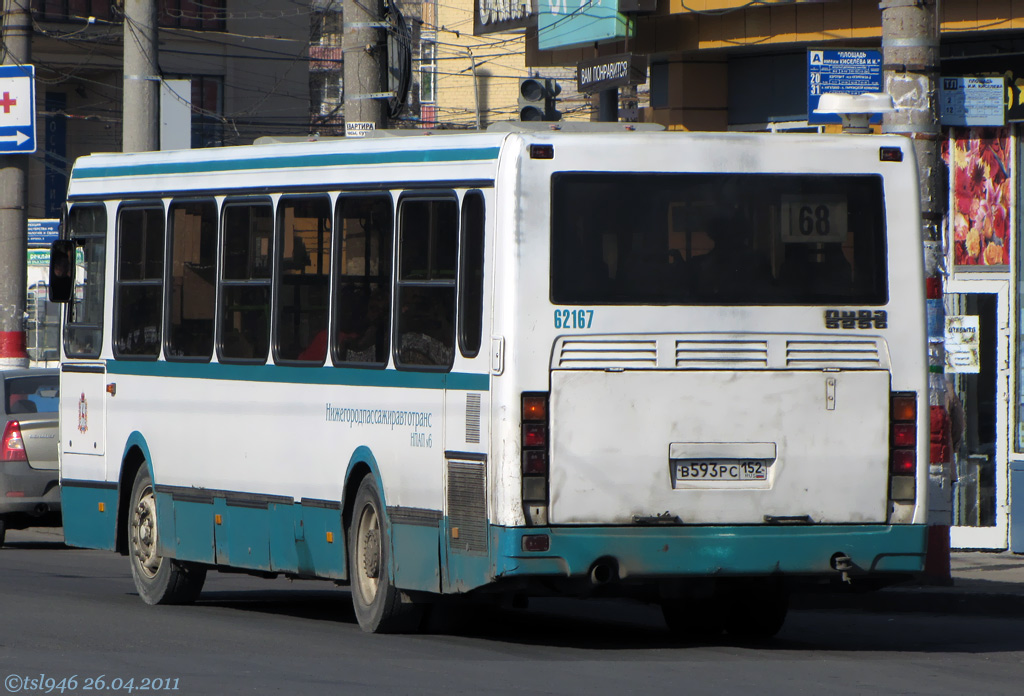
447 460 487 555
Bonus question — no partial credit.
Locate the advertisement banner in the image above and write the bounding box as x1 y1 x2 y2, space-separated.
947 127 1013 267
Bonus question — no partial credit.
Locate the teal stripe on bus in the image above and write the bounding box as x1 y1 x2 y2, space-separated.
105 359 490 391
72 147 503 180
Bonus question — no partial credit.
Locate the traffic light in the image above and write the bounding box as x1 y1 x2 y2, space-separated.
518 77 561 122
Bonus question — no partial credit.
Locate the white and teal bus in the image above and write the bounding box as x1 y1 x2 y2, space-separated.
49 125 929 636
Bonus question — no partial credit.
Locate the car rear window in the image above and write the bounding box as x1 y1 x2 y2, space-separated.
4 375 59 414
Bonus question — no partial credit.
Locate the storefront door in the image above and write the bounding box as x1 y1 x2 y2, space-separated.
946 282 1010 550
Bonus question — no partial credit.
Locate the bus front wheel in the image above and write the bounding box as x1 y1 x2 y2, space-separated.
348 476 421 633
127 466 206 605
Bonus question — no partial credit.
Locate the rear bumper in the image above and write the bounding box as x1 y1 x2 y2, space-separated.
493 524 928 579
0 460 61 517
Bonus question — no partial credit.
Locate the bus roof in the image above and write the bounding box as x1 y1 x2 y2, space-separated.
66 128 913 200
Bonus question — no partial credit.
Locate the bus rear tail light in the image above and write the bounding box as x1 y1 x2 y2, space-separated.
889 392 917 502
2 421 28 461
521 392 549 507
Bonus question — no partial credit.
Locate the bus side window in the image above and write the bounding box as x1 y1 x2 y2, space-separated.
114 204 165 358
458 191 485 358
275 195 332 364
333 194 393 367
64 205 107 359
396 195 457 370
166 199 217 360
219 200 273 363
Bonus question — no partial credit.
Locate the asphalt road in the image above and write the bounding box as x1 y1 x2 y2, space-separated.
2 528 1023 696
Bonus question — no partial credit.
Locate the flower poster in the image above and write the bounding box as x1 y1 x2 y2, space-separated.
951 127 1013 267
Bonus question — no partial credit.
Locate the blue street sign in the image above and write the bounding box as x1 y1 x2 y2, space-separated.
807 50 882 125
0 64 37 154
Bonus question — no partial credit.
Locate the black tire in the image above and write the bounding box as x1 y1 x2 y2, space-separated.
348 476 421 633
661 596 725 641
0 517 6 547
127 466 206 605
721 579 789 641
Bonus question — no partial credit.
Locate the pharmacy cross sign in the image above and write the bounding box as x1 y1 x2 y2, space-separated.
0 92 16 113
0 64 37 154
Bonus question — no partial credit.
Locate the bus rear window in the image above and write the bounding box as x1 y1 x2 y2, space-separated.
551 172 887 305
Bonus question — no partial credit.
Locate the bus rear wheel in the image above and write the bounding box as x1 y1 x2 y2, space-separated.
721 579 789 641
128 466 206 605
348 476 421 633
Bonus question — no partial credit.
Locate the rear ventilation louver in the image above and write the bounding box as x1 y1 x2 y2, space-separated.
465 393 481 444
558 339 657 368
675 339 769 368
447 460 487 555
551 335 888 371
786 340 880 367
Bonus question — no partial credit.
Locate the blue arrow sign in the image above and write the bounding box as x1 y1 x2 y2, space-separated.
0 64 36 154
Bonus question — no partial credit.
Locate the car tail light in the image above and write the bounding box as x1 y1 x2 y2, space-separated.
521 392 549 509
930 405 951 464
889 392 917 502
2 421 28 461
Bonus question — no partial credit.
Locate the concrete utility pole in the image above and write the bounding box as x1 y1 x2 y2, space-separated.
123 0 159 152
343 0 388 132
880 0 950 578
0 0 31 368
880 0 941 245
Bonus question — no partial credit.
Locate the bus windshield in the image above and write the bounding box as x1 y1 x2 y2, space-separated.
551 172 888 306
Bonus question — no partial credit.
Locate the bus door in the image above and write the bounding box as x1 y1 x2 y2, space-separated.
439 190 490 592
57 203 112 549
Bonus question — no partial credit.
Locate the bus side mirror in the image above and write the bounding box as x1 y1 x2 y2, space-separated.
48 239 75 303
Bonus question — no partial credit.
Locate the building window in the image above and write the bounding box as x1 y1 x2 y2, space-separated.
420 40 436 104
159 0 226 31
32 0 112 22
33 1 226 30
191 75 224 148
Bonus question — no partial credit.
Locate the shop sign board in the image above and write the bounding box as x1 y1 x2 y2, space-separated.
345 122 375 138
28 219 60 248
945 315 981 374
940 77 1005 127
576 54 647 93
807 49 882 125
474 0 533 34
538 0 631 50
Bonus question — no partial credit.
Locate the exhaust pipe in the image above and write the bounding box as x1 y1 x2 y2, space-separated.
35 503 49 515
830 552 854 584
589 559 617 586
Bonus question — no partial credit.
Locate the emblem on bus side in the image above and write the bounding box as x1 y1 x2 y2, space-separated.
825 309 887 330
78 392 88 433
